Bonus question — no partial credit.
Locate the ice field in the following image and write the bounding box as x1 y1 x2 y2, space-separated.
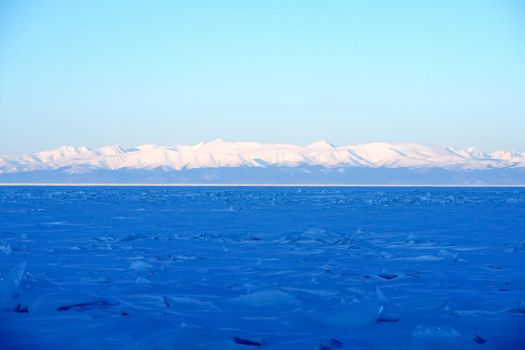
0 186 524 349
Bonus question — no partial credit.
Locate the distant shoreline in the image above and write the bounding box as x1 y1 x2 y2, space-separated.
1 183 524 187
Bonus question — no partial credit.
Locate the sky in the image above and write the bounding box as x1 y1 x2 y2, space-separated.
0 0 524 154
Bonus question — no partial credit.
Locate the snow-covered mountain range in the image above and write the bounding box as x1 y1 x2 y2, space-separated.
1 140 524 184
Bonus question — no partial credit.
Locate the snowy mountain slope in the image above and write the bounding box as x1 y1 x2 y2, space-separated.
1 140 524 175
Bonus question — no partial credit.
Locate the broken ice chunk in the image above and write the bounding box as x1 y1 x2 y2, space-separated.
286 227 348 245
375 287 389 304
129 261 153 271
92 235 115 242
163 295 216 309
321 300 383 328
437 250 459 262
135 276 152 284
403 234 421 244
233 336 262 346
509 240 525 253
14 303 29 313
392 255 443 262
0 242 12 255
120 233 145 242
0 262 26 306
320 338 343 349
402 234 433 245
378 273 398 280
436 301 460 318
473 335 486 344
226 289 300 308
411 325 463 349
500 301 525 316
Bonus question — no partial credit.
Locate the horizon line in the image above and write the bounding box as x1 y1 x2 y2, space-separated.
1 183 525 187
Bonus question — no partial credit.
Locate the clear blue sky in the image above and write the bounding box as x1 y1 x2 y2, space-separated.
1 0 524 154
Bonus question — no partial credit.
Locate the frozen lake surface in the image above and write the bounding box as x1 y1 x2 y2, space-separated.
1 186 524 349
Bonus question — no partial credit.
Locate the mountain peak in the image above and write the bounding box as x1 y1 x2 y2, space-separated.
308 140 336 149
466 147 488 159
137 144 160 151
98 145 125 155
57 145 90 154
206 139 226 144
35 145 91 158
